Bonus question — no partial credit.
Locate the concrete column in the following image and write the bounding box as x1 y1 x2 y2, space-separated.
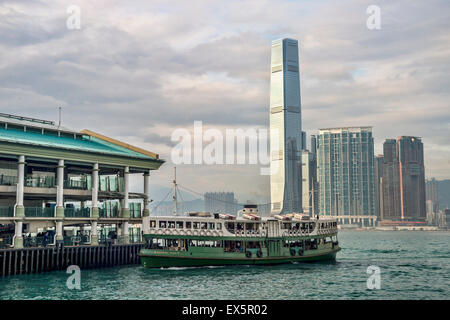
143 170 150 217
56 159 65 218
122 221 129 244
14 221 23 249
91 163 99 218
91 221 99 245
15 155 25 217
56 221 63 242
121 166 130 218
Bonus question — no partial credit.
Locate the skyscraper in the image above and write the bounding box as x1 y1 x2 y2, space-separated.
374 155 384 219
302 149 318 216
381 136 426 222
317 127 376 226
269 38 303 214
204 192 238 214
426 178 439 214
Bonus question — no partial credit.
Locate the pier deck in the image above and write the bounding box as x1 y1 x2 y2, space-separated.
0 243 144 277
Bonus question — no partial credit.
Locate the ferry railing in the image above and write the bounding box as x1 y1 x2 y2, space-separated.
24 207 54 217
0 175 17 186
64 207 91 218
0 206 14 217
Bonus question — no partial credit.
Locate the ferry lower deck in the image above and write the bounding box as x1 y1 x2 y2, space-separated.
139 234 340 268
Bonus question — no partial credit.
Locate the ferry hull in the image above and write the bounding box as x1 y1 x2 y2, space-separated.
139 248 340 268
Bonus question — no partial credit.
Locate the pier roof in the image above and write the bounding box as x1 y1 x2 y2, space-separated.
0 113 164 170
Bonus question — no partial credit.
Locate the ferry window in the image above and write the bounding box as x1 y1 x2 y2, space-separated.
193 222 199 229
167 221 175 228
200 222 207 230
246 223 254 231
197 240 205 247
226 222 234 231
236 223 244 230
208 223 215 230
186 222 192 229
176 221 183 229
217 223 222 230
204 240 214 247
150 220 156 228
159 221 166 228
188 239 197 247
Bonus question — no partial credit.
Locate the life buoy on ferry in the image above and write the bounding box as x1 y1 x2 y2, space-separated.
157 229 163 235
164 229 171 235
213 231 219 237
256 250 263 258
186 230 192 236
193 230 199 236
200 230 206 236
245 251 252 258
218 231 224 236
206 230 212 236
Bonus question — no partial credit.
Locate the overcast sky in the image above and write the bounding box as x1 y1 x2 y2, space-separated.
1 0 449 203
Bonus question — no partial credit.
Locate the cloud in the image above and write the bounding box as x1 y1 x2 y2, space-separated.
0 0 449 202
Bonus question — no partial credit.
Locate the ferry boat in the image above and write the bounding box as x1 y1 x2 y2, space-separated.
139 205 340 268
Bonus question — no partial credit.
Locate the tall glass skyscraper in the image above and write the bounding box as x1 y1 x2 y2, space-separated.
270 38 303 214
317 127 376 226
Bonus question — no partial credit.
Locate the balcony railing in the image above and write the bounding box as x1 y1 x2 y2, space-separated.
64 207 91 218
63 235 90 246
130 209 142 218
0 175 17 186
0 235 13 249
64 179 89 190
0 206 14 217
99 207 119 218
24 207 54 217
25 176 55 188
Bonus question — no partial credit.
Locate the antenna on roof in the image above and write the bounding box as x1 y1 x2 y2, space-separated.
58 107 62 128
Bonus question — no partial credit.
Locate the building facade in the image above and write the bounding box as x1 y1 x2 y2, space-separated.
374 155 384 219
269 38 303 214
317 127 376 226
0 113 164 248
426 178 439 214
301 150 318 216
381 136 426 222
204 192 238 215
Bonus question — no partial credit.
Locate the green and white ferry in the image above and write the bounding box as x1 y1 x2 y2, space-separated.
139 205 340 268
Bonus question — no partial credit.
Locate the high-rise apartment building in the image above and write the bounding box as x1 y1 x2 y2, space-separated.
317 127 376 226
382 136 426 221
269 38 303 214
204 192 238 215
374 155 384 219
426 178 439 214
302 150 318 216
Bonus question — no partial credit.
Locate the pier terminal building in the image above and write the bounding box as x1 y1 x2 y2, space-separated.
0 113 164 249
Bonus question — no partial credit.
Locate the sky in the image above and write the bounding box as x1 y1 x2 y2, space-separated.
0 0 449 203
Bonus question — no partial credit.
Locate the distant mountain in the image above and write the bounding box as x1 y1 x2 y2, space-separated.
438 179 450 209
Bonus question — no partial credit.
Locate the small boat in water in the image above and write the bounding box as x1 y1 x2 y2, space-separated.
139 205 340 268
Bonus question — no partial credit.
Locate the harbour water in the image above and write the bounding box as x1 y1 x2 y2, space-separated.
0 231 448 300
